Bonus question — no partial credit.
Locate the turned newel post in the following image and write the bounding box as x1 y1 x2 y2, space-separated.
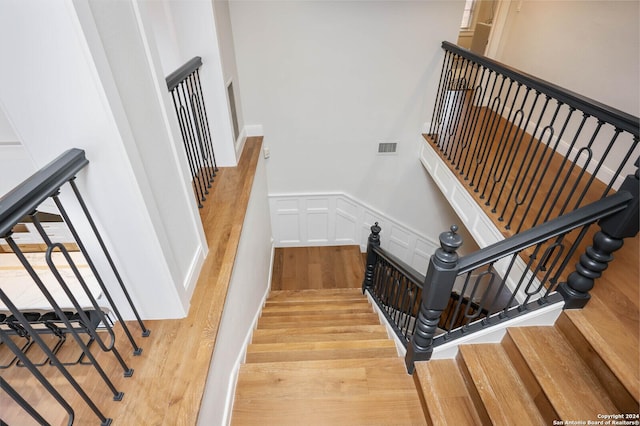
559 159 639 309
362 222 382 294
405 225 462 373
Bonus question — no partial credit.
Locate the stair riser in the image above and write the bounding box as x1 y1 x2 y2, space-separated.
260 307 374 317
257 316 381 329
245 347 398 363
251 332 390 344
555 314 637 413
501 333 558 422
455 352 492 425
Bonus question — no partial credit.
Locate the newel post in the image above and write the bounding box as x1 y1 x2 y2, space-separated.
559 159 639 309
362 222 382 294
405 225 462 374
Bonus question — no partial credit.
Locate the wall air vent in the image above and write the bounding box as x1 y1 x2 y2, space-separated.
377 142 398 155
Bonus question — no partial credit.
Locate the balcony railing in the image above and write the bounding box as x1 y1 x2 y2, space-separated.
363 165 637 373
426 41 639 236
166 57 218 208
0 149 149 425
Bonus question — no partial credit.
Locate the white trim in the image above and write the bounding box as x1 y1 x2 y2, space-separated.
183 245 205 297
268 192 440 275
431 299 563 359
243 124 263 137
365 291 407 357
484 0 512 59
221 244 274 426
234 127 247 160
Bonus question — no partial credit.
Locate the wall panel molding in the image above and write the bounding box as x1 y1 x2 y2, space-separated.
269 192 440 274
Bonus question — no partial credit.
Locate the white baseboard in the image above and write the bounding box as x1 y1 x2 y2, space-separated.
269 192 440 275
234 127 247 161
365 291 407 357
183 245 206 299
244 124 263 137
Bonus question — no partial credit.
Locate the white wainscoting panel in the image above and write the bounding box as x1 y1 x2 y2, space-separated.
269 193 440 275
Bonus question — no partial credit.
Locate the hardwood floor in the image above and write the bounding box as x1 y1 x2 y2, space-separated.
271 246 364 291
0 137 262 425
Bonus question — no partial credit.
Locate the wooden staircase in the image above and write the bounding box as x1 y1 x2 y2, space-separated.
231 287 426 425
413 235 639 424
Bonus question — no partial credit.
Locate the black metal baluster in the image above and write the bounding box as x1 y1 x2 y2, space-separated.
430 50 453 138
6 235 127 399
495 93 551 226
178 80 208 204
194 68 218 173
66 181 150 343
460 66 490 178
0 289 111 426
483 87 531 210
453 60 482 168
171 88 203 207
470 74 506 189
508 100 561 231
185 74 211 188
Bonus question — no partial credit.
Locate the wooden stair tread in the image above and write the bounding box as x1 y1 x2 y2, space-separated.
233 369 425 426
563 297 640 402
232 393 426 426
267 288 363 302
505 327 618 419
245 340 397 363
261 300 372 314
256 312 381 329
251 329 389 344
260 305 373 317
458 344 546 425
413 359 485 426
247 339 396 353
237 357 413 399
252 324 387 338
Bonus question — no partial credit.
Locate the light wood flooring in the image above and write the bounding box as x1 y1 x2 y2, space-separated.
0 137 262 425
232 246 427 425
271 246 364 291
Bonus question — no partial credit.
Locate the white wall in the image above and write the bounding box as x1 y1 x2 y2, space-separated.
0 0 201 319
493 0 640 185
197 153 272 426
229 0 469 247
496 0 639 118
0 105 37 198
79 0 207 306
212 0 246 152
141 0 238 166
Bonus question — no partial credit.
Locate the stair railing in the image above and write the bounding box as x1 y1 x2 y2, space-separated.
166 56 218 208
0 149 150 426
427 41 639 236
363 168 638 374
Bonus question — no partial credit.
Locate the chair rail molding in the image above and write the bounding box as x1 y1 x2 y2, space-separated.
268 192 440 275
